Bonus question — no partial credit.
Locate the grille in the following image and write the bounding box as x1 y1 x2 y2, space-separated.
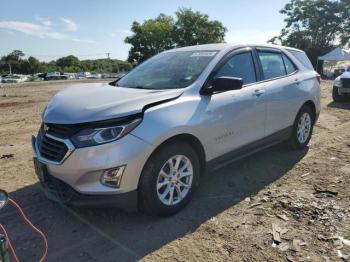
341 78 350 89
37 129 69 162
45 123 81 137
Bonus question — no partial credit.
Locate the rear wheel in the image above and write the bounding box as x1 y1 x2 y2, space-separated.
139 142 200 216
288 105 315 150
332 86 347 102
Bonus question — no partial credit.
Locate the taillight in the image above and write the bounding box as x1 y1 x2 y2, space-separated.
316 74 321 84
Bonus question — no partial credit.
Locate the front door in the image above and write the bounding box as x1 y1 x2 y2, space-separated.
198 49 266 159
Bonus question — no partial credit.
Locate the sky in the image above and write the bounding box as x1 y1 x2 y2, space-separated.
0 0 289 61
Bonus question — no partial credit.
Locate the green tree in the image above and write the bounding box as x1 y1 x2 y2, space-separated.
4 50 25 74
125 14 176 63
125 9 227 63
56 55 80 68
269 0 350 69
174 8 227 47
27 56 41 73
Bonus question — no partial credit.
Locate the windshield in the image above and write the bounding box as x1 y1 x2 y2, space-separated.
117 50 218 89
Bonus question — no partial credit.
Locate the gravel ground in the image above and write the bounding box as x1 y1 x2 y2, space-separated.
0 80 349 261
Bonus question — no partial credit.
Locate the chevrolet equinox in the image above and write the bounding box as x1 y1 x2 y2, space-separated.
32 43 321 216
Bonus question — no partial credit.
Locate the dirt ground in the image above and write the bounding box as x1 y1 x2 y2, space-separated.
0 80 349 262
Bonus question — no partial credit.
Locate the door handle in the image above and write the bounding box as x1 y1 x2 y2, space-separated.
294 78 301 85
252 89 265 97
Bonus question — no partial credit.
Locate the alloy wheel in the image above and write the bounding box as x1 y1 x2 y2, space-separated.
156 155 193 206
297 112 312 144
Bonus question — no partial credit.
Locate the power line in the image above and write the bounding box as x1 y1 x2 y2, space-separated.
0 52 127 60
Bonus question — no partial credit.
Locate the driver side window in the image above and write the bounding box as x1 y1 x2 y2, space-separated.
216 52 257 85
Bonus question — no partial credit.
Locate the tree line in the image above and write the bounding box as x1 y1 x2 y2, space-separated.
125 2 350 70
0 50 132 75
2 1 349 75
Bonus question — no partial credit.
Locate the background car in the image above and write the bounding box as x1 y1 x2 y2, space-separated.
333 70 350 102
334 68 346 78
44 72 70 80
2 74 28 83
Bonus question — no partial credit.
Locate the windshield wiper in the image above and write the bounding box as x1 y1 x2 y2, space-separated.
127 86 149 89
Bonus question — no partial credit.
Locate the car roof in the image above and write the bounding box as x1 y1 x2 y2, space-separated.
166 43 304 53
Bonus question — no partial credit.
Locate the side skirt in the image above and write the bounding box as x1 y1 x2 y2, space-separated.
206 126 293 172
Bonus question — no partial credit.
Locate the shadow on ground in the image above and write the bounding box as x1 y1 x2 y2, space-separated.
327 101 350 110
0 144 308 261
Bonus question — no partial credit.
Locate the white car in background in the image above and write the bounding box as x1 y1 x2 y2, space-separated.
333 69 350 102
76 72 91 79
2 74 28 83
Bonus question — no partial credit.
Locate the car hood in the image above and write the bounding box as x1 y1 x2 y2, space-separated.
43 83 183 124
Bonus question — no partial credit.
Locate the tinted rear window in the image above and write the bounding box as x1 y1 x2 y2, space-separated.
258 52 286 80
288 50 314 70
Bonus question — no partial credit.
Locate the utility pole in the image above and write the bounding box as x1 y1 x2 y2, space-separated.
106 52 112 73
106 52 119 74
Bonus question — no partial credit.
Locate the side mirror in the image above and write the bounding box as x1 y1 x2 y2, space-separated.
206 76 243 94
0 189 8 210
109 77 121 86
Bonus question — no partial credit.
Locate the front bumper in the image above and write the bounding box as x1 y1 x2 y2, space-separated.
34 159 138 211
339 87 350 94
334 85 350 95
32 133 155 209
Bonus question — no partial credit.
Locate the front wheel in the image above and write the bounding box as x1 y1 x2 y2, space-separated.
288 105 315 150
139 142 200 216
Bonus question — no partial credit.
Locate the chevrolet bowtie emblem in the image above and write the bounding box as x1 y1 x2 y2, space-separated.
43 124 49 132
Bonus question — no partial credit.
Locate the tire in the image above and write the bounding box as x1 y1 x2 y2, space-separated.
288 105 315 150
332 86 346 102
139 142 200 216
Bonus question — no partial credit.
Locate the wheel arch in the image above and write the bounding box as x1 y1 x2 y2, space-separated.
302 100 317 121
142 133 206 177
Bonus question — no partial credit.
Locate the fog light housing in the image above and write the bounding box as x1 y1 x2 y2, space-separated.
101 166 126 188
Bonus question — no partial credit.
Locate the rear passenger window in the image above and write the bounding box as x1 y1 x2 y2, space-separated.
216 52 256 85
282 54 297 75
258 52 286 80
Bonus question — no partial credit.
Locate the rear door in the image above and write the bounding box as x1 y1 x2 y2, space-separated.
199 48 267 158
255 48 300 136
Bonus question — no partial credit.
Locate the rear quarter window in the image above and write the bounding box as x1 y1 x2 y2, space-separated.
288 50 314 70
282 54 297 75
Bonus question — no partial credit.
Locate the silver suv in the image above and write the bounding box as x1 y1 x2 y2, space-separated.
32 44 321 216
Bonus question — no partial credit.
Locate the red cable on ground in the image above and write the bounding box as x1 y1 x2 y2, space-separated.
0 199 48 262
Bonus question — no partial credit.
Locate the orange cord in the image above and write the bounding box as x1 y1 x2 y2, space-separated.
0 198 48 262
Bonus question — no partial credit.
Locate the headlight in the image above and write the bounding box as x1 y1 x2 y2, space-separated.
71 118 142 147
334 77 342 87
